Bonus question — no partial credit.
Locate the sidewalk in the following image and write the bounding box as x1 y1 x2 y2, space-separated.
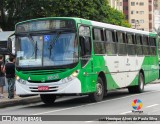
0 93 41 108
151 79 160 84
0 79 41 108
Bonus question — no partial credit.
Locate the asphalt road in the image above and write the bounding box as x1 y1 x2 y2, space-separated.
0 82 160 124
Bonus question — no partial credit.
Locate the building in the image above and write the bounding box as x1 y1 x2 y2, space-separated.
109 0 155 32
154 0 160 30
128 0 154 32
154 0 160 9
109 0 123 11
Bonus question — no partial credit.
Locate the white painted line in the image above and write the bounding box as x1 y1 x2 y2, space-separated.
33 107 82 115
32 90 160 115
146 104 159 108
85 121 94 123
120 111 132 115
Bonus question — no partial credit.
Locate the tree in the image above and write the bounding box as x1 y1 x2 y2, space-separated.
48 0 130 27
0 0 7 30
0 0 131 31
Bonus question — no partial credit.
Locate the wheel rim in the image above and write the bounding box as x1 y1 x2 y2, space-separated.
96 83 103 96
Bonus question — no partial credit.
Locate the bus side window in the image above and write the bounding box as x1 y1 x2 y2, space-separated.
127 33 135 55
84 37 91 55
136 35 143 55
142 36 149 55
117 31 126 55
153 38 156 55
79 36 86 56
93 28 105 54
79 26 91 57
79 36 91 57
105 30 116 55
79 35 92 67
149 37 156 56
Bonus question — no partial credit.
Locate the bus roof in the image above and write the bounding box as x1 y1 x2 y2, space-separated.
16 17 156 36
90 20 150 35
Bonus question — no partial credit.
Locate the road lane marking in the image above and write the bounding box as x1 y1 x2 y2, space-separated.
120 111 132 115
85 121 94 123
32 90 160 115
146 104 159 108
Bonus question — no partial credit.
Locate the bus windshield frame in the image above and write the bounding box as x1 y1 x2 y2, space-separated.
15 29 79 70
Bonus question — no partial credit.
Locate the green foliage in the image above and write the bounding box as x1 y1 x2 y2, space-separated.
0 0 131 31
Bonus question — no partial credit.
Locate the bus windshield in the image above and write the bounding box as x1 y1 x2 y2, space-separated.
16 32 78 67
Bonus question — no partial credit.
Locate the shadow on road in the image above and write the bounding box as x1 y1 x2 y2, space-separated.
23 88 151 109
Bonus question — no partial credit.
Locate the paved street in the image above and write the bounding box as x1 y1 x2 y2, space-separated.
0 82 160 124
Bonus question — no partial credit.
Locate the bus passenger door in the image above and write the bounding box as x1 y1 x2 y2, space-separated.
79 25 94 92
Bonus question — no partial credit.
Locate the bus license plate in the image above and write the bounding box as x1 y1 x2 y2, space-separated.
38 86 49 91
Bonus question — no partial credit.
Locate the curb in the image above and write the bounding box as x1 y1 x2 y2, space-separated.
150 80 160 84
0 96 41 108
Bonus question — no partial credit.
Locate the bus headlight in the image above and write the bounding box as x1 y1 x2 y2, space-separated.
61 70 79 83
16 76 20 80
16 76 26 85
72 70 79 77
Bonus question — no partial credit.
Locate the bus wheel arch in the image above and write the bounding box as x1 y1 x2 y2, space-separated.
128 70 144 93
89 71 106 102
99 72 107 96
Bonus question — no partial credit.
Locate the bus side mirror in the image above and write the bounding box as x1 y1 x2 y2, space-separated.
8 38 12 52
8 37 15 56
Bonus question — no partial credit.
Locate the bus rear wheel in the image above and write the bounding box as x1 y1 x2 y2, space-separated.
128 73 144 93
89 77 104 102
40 94 56 105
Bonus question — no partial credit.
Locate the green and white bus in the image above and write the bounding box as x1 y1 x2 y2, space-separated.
14 17 159 104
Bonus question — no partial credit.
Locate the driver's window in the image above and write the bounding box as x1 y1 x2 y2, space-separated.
79 36 91 56
79 26 91 67
79 26 91 57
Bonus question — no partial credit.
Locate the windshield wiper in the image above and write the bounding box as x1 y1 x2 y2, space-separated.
28 33 38 59
49 31 61 58
35 41 38 59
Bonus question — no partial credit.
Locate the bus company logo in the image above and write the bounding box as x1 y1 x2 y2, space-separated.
132 99 143 113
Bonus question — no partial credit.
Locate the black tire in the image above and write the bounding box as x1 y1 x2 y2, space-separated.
89 77 104 102
128 73 144 93
40 94 56 105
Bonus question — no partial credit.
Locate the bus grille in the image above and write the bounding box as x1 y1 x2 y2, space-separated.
28 79 60 83
22 69 67 75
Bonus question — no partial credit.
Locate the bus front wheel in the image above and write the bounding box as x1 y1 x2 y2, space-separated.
128 73 144 93
89 77 104 102
40 94 56 105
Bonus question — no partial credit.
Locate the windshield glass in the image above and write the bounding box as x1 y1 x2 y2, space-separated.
16 32 78 67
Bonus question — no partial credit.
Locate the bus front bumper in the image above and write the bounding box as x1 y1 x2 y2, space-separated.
16 77 81 95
